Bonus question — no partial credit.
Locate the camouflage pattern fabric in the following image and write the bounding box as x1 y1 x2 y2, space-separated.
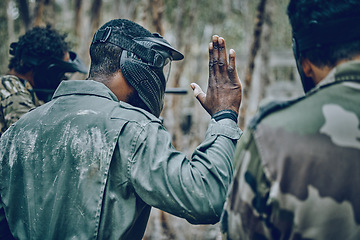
221 60 360 240
0 75 42 136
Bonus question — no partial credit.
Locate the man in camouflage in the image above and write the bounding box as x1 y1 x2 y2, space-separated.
0 26 87 136
221 0 360 239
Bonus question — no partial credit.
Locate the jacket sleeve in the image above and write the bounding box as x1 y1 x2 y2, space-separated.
127 118 242 224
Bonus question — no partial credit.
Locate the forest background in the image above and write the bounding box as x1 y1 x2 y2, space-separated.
0 0 303 239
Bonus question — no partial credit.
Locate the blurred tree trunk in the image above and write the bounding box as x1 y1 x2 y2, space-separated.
33 0 44 26
74 0 83 37
239 0 267 129
1 0 9 73
77 0 92 67
168 0 198 149
43 0 55 26
32 0 55 27
90 0 102 37
258 0 273 101
112 0 138 21
140 0 163 34
16 0 31 31
6 0 16 44
140 0 150 29
142 1 177 239
150 0 164 34
144 1 204 239
140 0 164 34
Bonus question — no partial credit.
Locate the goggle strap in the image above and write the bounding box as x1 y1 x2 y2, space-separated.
93 27 164 68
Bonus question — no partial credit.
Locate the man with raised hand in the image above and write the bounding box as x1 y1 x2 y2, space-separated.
0 19 242 240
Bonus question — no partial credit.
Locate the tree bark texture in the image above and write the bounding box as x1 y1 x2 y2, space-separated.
16 0 31 31
259 0 273 102
238 0 267 129
151 0 164 35
74 0 83 37
90 0 102 38
168 0 198 149
33 0 45 27
43 0 55 26
6 0 15 45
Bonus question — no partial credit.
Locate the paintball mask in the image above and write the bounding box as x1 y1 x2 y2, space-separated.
10 42 88 102
92 27 184 117
292 16 360 93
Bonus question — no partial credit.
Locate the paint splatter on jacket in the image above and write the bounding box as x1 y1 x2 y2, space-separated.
0 79 241 240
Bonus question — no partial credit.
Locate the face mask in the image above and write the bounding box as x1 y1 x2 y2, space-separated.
92 27 184 117
25 51 88 102
120 37 176 117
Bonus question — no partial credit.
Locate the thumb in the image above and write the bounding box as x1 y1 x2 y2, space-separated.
190 83 206 104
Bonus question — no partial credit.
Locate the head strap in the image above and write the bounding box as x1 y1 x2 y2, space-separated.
92 27 166 68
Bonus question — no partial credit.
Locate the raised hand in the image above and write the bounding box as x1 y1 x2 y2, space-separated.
191 35 242 116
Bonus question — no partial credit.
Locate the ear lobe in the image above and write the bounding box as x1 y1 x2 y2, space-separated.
301 57 313 78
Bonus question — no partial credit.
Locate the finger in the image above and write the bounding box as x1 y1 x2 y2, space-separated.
228 49 239 81
212 35 220 78
218 37 228 73
208 42 214 79
190 83 207 107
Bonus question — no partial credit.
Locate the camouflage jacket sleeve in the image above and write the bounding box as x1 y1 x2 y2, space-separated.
0 75 37 135
220 128 274 240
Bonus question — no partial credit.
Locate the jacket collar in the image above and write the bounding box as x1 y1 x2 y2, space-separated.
52 80 119 102
309 60 360 94
316 60 360 89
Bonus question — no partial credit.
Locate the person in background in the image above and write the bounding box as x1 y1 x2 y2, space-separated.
221 0 360 239
0 19 242 239
0 26 87 136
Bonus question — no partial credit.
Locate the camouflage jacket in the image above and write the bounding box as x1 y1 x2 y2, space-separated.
0 80 241 240
0 75 42 136
221 60 360 240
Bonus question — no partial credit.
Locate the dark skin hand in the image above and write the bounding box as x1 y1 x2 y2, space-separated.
191 35 242 116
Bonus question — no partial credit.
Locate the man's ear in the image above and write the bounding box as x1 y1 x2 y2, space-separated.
301 57 314 78
301 57 333 85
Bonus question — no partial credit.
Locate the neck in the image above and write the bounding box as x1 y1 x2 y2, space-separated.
92 71 135 102
7 69 35 87
311 55 360 86
336 55 360 66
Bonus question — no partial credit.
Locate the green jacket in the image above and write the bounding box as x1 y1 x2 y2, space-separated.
221 60 360 240
0 80 242 240
0 75 42 136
